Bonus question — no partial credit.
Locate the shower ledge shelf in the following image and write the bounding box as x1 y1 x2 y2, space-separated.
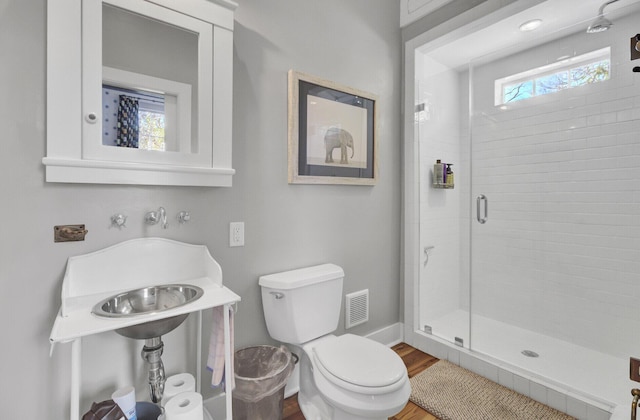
49 237 241 420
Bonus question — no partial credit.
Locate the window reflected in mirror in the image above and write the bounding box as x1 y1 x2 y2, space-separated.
102 85 169 151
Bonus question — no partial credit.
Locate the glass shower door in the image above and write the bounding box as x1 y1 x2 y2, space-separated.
466 12 637 391
467 40 555 364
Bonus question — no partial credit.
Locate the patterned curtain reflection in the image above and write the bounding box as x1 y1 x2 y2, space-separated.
116 95 139 148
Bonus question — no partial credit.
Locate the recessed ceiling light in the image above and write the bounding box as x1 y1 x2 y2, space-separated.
519 19 542 32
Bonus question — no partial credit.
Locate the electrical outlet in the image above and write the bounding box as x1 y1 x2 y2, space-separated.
631 357 640 382
229 222 244 247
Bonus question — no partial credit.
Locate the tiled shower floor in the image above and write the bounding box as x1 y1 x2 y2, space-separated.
427 309 634 408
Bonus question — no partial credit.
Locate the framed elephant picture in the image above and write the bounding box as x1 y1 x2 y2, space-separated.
288 70 378 185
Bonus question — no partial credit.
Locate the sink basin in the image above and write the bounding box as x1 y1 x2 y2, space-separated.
92 284 204 339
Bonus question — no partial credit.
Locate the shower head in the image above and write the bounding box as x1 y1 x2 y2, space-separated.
586 14 613 33
586 0 619 33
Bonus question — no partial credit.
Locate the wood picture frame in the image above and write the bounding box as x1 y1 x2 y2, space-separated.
288 70 378 185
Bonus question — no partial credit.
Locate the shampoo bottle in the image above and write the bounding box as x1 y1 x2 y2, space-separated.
434 159 444 185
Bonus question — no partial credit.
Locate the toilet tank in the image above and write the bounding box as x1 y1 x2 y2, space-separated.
259 264 344 345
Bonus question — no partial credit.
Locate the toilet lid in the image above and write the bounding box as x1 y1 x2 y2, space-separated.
312 334 405 388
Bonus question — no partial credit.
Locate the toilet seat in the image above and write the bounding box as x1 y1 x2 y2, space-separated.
312 334 407 395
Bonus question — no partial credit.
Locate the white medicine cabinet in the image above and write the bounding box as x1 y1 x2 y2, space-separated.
45 0 237 187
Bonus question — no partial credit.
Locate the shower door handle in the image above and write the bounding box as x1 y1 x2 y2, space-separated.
477 194 488 224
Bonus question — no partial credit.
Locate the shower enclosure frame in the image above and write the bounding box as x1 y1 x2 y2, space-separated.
401 0 636 418
403 0 536 351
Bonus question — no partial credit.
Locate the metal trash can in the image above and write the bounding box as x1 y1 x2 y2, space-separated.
232 345 295 420
135 402 161 420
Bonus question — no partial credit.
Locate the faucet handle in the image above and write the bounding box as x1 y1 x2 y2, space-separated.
177 211 191 224
111 214 127 229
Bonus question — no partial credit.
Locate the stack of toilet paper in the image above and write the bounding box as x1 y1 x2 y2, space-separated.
162 374 204 420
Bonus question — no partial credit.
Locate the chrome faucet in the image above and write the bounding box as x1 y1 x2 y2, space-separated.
145 207 168 229
158 207 167 229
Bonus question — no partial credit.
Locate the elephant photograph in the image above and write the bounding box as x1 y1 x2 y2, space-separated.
303 95 368 169
324 127 354 164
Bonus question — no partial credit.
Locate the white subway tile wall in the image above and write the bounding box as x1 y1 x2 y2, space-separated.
468 14 640 359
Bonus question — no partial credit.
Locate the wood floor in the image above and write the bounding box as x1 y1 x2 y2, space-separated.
283 342 440 420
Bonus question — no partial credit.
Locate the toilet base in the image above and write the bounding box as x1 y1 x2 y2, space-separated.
298 391 387 420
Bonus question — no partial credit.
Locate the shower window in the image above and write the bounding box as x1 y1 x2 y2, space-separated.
495 47 610 105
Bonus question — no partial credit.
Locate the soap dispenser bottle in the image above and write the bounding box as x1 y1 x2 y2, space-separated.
446 163 454 187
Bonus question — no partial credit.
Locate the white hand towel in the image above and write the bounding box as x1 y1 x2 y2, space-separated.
206 305 235 390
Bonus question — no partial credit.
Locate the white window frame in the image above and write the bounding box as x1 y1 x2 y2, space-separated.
494 47 611 106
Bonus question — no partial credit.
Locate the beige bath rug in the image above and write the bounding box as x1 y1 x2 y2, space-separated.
410 360 576 420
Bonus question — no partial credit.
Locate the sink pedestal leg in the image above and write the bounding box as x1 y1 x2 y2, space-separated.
141 337 165 404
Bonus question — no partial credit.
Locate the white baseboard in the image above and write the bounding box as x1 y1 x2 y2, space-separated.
365 322 404 347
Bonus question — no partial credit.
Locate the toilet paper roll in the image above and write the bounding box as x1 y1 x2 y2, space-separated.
162 373 196 407
164 392 203 420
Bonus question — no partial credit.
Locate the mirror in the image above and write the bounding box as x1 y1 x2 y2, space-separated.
45 0 237 186
101 4 197 153
82 0 212 167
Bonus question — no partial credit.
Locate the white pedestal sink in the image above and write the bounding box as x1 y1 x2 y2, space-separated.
50 238 241 420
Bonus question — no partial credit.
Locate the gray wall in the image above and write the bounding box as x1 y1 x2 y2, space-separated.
0 0 401 418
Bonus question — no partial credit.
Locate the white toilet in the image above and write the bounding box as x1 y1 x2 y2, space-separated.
259 264 410 420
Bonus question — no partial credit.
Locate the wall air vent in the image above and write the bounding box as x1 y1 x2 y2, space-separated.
345 289 369 329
